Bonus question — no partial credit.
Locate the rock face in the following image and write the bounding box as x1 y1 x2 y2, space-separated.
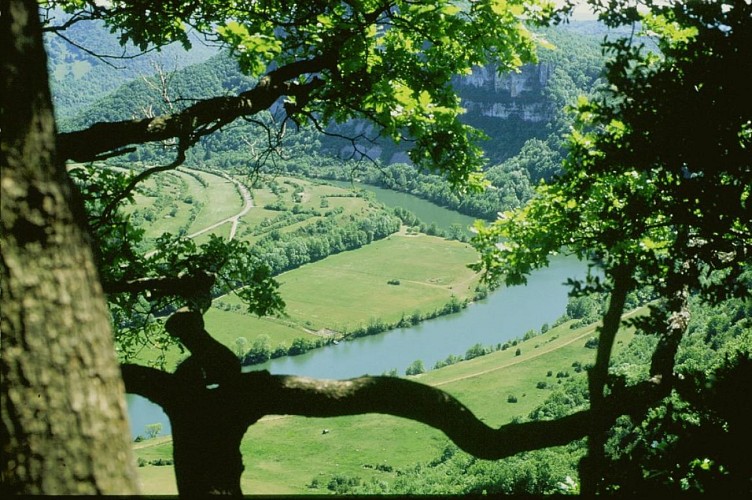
457 62 554 123
327 61 556 163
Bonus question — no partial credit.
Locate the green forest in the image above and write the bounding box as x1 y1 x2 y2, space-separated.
2 0 750 496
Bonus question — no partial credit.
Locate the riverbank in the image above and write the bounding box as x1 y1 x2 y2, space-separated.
132 306 643 494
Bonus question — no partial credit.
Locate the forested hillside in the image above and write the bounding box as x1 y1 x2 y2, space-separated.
6 1 748 496
45 14 217 118
53 22 606 221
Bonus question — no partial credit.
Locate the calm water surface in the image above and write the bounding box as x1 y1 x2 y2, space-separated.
126 255 583 438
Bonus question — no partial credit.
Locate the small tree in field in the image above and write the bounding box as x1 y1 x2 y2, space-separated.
406 359 426 376
145 423 163 440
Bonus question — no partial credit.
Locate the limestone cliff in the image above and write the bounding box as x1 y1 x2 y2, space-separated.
457 62 554 123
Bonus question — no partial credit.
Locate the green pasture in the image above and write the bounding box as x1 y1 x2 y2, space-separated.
128 171 193 240
204 308 309 349
186 171 244 230
215 232 480 333
133 311 641 494
276 233 479 331
133 232 480 368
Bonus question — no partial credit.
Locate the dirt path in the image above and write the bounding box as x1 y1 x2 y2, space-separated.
185 172 253 240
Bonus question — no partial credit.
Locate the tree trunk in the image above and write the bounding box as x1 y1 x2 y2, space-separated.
1 0 139 494
579 264 633 495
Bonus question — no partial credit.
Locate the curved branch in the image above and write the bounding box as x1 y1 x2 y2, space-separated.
246 373 592 459
121 366 671 464
57 56 330 163
121 363 177 408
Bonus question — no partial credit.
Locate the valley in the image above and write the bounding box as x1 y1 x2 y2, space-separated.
120 163 616 495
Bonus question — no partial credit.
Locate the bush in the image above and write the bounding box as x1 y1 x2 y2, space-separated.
289 337 314 356
465 343 487 361
515 348 522 356
405 359 425 376
507 395 518 403
585 337 599 349
536 381 548 389
271 344 289 358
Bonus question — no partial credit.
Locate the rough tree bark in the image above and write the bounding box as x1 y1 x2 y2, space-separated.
1 0 139 494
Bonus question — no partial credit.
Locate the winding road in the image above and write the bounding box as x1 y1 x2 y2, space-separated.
143 170 252 258
184 172 253 241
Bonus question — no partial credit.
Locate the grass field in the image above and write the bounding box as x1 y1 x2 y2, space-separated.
216 230 480 333
123 168 486 370
133 309 642 494
118 168 631 494
141 232 482 370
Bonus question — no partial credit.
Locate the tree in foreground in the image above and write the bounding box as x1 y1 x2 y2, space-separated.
3 0 750 495
473 0 751 493
1 0 138 493
3 0 567 495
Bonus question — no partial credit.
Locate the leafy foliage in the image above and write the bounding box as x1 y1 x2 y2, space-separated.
470 0 751 493
70 164 283 363
47 0 557 188
474 0 751 301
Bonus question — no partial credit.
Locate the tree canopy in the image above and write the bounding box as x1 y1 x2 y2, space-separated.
47 0 553 188
473 0 751 492
3 0 750 495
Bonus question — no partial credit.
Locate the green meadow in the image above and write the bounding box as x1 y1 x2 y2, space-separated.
215 231 480 332
139 232 481 369
122 166 632 495
123 167 483 369
133 310 641 494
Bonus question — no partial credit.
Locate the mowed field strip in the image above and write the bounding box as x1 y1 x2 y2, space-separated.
133 310 640 495
431 307 643 388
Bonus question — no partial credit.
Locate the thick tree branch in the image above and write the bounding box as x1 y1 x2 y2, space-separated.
249 373 592 459
119 363 680 463
102 270 215 297
581 263 634 494
57 56 331 163
120 357 674 490
649 285 690 385
166 310 240 372
121 364 177 408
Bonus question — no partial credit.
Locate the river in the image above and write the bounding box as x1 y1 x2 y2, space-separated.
126 254 583 438
328 180 482 235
